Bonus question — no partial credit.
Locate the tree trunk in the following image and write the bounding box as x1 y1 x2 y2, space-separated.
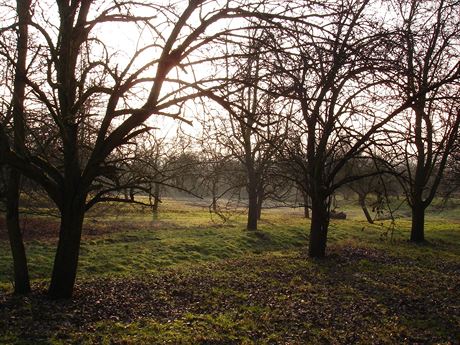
48 195 86 299
358 193 373 224
308 198 329 258
410 201 425 242
302 192 310 219
304 205 310 219
211 180 218 212
247 182 258 230
410 103 427 243
212 197 217 212
6 0 32 295
152 182 160 216
256 188 263 220
6 170 30 294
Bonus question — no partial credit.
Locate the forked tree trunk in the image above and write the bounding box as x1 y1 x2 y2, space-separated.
358 193 373 224
410 201 425 242
308 197 329 258
48 194 86 299
6 171 30 294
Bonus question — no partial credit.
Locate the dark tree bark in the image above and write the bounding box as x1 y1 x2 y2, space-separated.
6 172 30 294
6 0 32 295
44 0 90 298
152 182 160 216
256 187 263 220
408 105 428 243
129 188 135 201
358 192 373 224
304 204 310 219
308 195 329 258
246 174 258 230
48 192 86 299
211 179 218 212
243 54 260 231
410 200 425 242
302 190 310 219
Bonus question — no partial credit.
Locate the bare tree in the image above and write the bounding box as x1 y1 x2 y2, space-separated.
440 137 460 198
102 130 198 216
266 0 432 257
197 132 237 213
386 0 460 242
340 157 398 224
207 28 288 230
0 0 291 298
0 0 32 294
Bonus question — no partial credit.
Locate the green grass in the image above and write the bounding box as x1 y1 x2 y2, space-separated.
0 203 311 286
1 198 459 287
0 198 459 344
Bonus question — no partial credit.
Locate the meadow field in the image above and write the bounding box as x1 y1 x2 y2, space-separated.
0 198 459 344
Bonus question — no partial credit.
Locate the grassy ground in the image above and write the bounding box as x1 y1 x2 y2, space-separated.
0 198 459 344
